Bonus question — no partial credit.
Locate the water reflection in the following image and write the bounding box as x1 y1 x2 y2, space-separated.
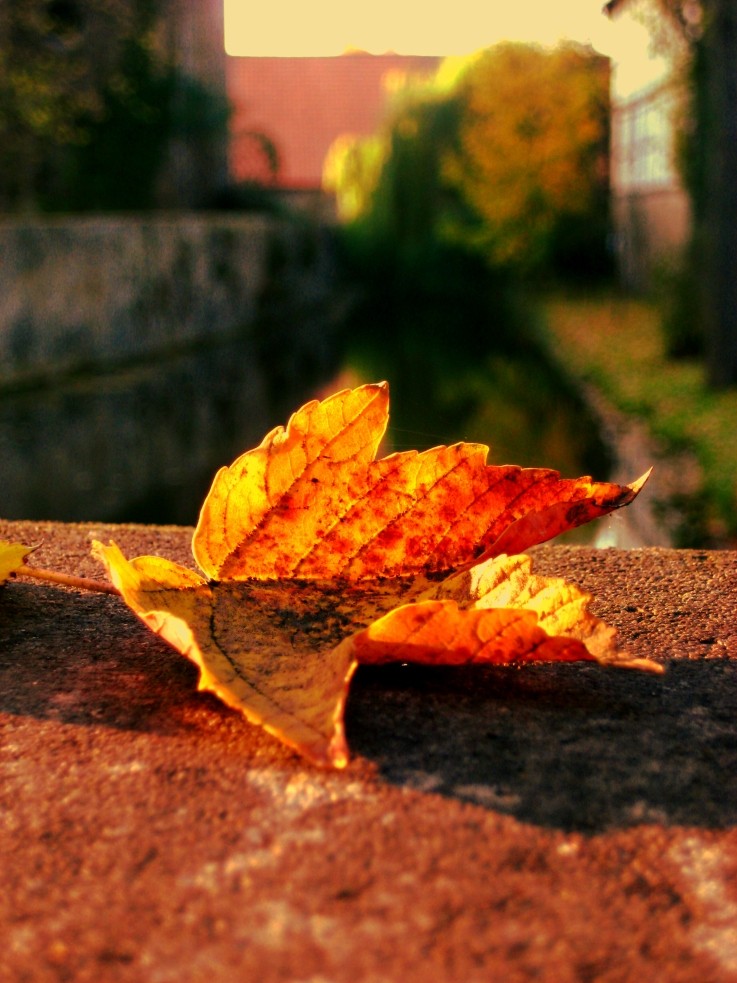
0 339 319 525
344 297 622 546
2 310 645 548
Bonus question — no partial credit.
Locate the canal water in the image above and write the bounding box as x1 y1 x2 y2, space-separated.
1 303 625 544
0 336 328 526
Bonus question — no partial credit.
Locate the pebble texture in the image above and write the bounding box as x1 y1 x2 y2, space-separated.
1 520 736 983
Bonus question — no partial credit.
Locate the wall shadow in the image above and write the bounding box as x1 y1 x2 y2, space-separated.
0 584 208 736
4 582 735 834
346 659 737 833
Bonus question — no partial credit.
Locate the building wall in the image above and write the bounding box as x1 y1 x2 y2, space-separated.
612 185 690 289
226 53 441 190
610 80 691 288
606 1 691 289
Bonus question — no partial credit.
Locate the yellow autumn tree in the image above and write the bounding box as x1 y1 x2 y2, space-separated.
325 42 610 280
444 42 610 274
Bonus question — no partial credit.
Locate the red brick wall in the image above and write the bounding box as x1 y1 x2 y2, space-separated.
226 53 441 189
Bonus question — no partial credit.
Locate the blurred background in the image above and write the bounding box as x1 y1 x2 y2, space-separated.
1 0 735 547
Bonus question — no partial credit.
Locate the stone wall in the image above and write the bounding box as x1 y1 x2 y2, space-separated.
0 214 335 386
0 214 343 523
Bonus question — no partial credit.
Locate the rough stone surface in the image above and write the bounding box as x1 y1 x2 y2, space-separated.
0 215 336 388
1 520 736 983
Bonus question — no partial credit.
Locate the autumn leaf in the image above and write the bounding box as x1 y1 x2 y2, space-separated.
95 544 360 766
94 382 659 768
191 381 646 581
0 540 35 585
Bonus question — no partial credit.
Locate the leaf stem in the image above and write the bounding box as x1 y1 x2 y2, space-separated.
17 564 120 596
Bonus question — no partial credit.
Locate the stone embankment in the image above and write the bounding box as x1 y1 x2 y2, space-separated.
0 215 342 523
0 214 335 387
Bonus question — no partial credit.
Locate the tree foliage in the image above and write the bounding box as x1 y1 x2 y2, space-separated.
444 43 611 276
327 74 512 374
627 0 737 385
326 42 612 282
0 0 151 208
0 0 229 212
326 73 470 272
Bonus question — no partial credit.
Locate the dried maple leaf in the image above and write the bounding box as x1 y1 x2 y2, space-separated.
192 382 647 581
94 382 660 768
0 540 35 585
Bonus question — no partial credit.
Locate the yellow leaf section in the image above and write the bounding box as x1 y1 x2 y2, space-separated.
94 542 359 767
190 382 650 583
0 540 35 585
193 382 390 581
427 553 663 672
342 600 594 667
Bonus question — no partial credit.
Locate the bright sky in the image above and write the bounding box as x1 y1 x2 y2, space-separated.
224 0 616 58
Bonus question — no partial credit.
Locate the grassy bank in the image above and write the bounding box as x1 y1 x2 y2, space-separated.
541 294 737 547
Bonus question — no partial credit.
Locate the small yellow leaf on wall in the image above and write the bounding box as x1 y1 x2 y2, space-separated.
0 540 35 586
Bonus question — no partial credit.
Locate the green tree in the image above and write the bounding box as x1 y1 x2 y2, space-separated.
0 1 147 209
687 0 737 388
444 42 611 278
60 38 229 211
326 72 471 278
0 0 229 212
327 43 611 283
625 0 737 386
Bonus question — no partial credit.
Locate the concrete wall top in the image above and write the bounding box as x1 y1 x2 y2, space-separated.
2 518 736 982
